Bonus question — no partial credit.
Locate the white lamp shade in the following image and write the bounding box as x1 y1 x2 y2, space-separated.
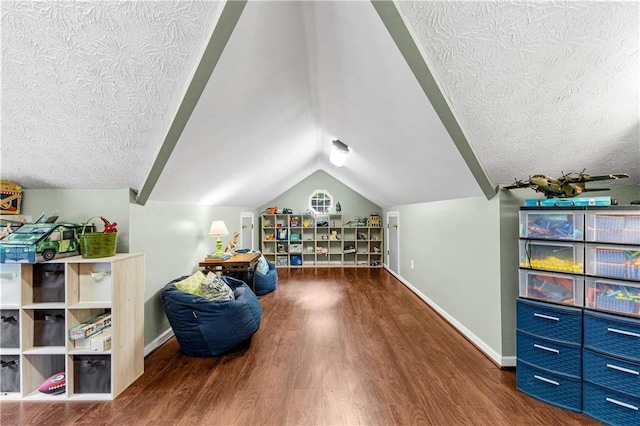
208 220 229 236
330 139 350 167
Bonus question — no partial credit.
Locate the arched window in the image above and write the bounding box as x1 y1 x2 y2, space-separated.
308 190 333 214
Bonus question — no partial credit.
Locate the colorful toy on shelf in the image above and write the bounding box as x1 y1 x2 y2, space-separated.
0 214 96 263
520 256 583 273
367 214 381 227
0 180 22 215
100 216 118 233
504 170 629 198
38 372 66 395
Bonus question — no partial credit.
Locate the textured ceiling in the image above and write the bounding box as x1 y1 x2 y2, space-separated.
398 0 640 186
1 1 638 209
1 0 221 189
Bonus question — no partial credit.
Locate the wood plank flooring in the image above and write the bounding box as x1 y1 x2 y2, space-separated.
1 268 599 425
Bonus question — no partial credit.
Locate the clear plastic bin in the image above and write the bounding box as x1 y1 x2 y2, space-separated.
586 211 640 244
519 210 584 240
519 270 584 306
519 240 584 274
586 245 640 281
585 277 640 317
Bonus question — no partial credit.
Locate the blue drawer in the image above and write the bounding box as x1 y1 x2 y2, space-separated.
516 360 582 412
584 310 640 363
517 331 581 377
583 349 640 396
517 298 582 344
583 380 640 426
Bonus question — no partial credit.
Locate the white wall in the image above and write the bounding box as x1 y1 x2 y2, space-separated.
20 188 131 252
386 196 504 362
260 170 381 218
128 200 246 345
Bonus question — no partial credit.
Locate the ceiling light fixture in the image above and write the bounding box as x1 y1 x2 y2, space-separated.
330 139 350 167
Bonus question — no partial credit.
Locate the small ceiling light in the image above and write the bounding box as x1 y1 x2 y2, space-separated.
330 139 350 167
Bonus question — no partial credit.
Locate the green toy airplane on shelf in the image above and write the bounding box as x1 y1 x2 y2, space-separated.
504 170 630 198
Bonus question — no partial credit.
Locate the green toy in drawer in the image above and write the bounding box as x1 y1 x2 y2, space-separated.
69 312 111 340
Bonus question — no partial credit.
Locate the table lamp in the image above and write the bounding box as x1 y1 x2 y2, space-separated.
208 220 229 258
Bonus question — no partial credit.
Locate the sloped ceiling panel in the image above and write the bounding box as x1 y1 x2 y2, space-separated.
398 0 640 185
1 0 222 189
148 1 484 207
148 1 322 208
301 1 484 207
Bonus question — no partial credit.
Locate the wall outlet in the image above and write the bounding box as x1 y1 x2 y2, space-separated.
410 260 414 269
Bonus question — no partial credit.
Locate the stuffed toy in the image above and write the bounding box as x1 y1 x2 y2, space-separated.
225 231 240 254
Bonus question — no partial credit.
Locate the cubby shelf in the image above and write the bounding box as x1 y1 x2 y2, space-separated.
0 253 144 401
261 214 383 267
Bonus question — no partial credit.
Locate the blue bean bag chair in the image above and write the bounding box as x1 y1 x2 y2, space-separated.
248 256 278 296
161 275 262 357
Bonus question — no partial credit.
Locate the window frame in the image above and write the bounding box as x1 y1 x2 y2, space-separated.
308 190 334 214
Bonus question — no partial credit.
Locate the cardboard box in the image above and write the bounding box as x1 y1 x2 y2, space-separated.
69 312 111 340
90 329 112 352
74 338 91 350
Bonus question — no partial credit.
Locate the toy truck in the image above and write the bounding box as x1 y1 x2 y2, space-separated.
0 221 95 263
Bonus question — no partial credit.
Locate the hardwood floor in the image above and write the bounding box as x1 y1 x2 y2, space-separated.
2 268 599 425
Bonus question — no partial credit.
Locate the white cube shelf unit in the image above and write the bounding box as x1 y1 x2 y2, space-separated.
261 214 383 267
0 253 144 401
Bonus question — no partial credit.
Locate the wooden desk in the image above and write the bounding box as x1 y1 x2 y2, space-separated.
199 252 261 293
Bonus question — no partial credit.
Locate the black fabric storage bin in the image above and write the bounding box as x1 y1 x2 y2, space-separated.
33 310 65 347
74 355 111 394
1 356 20 393
33 263 65 303
0 310 20 348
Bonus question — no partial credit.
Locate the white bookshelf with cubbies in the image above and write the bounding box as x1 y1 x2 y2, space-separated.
0 253 144 401
261 214 383 267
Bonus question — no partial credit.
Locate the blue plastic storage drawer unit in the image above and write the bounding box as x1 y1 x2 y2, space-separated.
583 380 640 426
583 349 640 396
516 359 582 412
517 298 582 345
517 331 582 378
584 310 640 363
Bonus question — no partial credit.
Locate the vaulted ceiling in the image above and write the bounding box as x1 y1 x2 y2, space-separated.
2 1 638 208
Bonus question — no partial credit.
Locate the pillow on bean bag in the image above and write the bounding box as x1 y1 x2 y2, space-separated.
175 270 205 296
200 272 235 301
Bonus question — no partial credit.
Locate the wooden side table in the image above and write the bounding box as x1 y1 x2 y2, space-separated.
199 252 261 293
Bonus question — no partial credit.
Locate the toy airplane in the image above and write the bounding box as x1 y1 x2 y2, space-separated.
504 171 629 198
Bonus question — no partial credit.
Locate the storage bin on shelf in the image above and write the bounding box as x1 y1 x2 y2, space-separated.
519 240 584 273
78 220 117 259
586 210 640 245
585 244 640 281
519 269 584 306
519 209 584 240
585 277 640 317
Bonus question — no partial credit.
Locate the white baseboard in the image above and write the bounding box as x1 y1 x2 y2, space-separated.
144 327 174 358
384 266 512 368
502 356 516 368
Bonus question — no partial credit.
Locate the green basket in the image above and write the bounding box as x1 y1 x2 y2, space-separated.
79 220 117 259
